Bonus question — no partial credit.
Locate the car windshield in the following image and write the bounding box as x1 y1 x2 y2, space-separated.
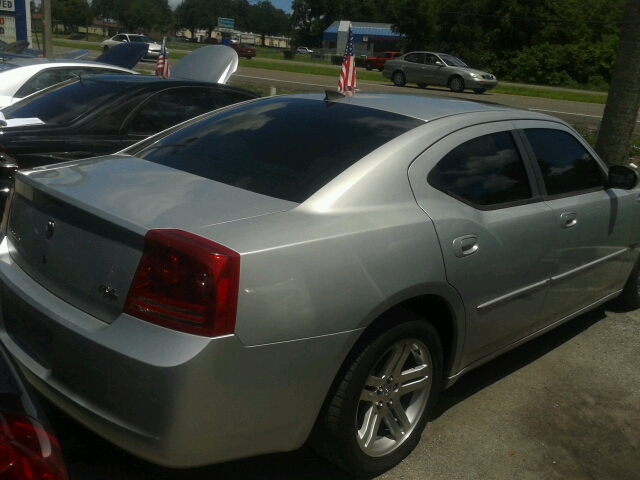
2 77 128 125
129 36 154 44
129 97 424 202
439 54 467 67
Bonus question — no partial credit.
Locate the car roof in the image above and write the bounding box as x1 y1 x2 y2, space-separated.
285 93 556 124
286 93 505 122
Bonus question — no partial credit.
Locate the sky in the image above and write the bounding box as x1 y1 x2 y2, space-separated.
168 0 292 13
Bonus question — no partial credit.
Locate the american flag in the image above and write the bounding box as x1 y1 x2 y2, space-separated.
155 38 170 79
338 25 356 97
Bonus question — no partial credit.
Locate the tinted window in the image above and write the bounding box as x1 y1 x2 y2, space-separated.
128 87 253 134
129 97 162 134
428 132 532 207
15 68 131 98
3 77 128 124
130 97 423 202
404 53 425 64
524 128 605 196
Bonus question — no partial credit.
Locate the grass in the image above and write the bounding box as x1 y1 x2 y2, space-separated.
52 38 608 104
493 85 607 105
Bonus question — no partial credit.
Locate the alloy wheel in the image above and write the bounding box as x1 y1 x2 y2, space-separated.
355 338 433 457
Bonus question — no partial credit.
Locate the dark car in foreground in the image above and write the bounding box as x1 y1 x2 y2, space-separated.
0 93 638 477
383 52 497 93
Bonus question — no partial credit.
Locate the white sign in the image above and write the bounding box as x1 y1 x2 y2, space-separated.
0 15 16 43
0 1 14 13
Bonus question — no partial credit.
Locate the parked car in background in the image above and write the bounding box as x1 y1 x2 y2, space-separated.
229 42 256 59
383 52 498 93
0 43 148 108
0 46 253 210
0 344 67 480
0 39 43 58
364 51 402 71
1 93 638 477
296 46 313 54
101 34 165 60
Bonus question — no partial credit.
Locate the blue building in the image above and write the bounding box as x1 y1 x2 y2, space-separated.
322 21 404 56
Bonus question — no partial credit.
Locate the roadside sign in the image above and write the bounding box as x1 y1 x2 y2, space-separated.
218 17 234 30
0 15 16 42
0 1 15 12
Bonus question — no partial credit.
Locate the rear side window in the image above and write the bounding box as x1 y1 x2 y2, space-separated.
523 129 605 196
428 131 532 207
3 77 126 124
404 53 425 64
130 97 423 202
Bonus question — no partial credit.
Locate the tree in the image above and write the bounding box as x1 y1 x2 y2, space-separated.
388 0 440 50
594 0 640 165
52 0 92 34
249 1 290 44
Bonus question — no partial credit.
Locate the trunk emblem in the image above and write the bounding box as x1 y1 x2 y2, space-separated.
45 220 56 240
99 285 119 301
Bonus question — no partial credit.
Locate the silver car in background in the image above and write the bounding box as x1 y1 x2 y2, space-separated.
0 94 638 476
383 52 498 93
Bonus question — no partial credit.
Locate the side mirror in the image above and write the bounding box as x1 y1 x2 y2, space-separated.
435 61 443 66
607 165 638 190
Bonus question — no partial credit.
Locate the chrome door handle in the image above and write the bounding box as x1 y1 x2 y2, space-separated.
560 212 577 229
453 235 478 258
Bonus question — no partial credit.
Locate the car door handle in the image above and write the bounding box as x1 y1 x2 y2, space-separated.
560 212 577 229
453 235 478 258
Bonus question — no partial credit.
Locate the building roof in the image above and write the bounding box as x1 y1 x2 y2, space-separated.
323 21 404 43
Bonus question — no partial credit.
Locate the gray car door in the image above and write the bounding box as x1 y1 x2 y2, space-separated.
408 122 556 368
402 53 427 83
515 121 632 330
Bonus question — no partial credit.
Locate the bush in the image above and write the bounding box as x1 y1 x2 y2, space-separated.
283 50 295 60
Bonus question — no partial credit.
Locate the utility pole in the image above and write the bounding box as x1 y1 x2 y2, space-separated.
42 0 53 58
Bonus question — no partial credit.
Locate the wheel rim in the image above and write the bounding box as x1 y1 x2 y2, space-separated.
451 78 461 90
394 73 404 86
356 338 433 457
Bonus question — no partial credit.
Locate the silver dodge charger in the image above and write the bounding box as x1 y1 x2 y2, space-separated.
0 94 638 476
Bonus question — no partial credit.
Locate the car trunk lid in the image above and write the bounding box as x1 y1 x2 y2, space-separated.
6 156 297 324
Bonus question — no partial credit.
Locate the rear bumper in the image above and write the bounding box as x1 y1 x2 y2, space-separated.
0 237 360 467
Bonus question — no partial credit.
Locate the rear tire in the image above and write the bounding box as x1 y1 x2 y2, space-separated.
103 46 109 52
619 256 640 309
366 62 373 71
310 314 443 477
392 71 406 87
449 75 465 93
473 88 486 94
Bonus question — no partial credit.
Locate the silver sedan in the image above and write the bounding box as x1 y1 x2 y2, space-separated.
0 93 638 477
383 51 498 93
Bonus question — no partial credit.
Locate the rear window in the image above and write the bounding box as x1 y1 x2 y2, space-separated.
3 77 127 125
130 97 423 202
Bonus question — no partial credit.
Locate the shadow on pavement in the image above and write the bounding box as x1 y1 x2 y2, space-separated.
432 305 608 420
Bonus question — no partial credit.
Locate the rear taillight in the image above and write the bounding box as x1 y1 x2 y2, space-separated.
124 229 240 337
0 411 68 480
